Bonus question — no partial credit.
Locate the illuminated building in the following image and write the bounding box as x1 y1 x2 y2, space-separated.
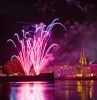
3 58 25 75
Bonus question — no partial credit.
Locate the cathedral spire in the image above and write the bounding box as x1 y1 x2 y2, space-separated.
79 49 87 65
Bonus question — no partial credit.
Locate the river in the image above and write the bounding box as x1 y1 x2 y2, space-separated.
0 80 97 100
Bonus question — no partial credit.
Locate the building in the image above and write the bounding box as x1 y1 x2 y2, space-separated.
3 58 25 75
79 50 87 66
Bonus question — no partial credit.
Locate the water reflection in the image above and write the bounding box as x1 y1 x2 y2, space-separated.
0 80 97 100
10 82 54 100
77 80 94 100
54 80 96 100
0 81 10 100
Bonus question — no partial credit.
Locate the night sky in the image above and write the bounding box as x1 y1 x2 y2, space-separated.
0 0 97 66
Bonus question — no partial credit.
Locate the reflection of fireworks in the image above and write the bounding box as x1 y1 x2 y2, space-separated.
16 82 45 100
7 19 66 75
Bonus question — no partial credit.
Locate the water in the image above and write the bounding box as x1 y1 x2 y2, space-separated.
0 80 97 100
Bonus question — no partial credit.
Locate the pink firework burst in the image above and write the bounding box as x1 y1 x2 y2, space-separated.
7 19 66 75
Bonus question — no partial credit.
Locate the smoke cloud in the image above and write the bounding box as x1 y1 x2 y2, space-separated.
50 21 97 66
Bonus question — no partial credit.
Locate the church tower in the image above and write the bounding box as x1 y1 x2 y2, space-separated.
79 50 87 65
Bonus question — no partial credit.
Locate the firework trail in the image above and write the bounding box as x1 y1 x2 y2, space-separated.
7 19 66 75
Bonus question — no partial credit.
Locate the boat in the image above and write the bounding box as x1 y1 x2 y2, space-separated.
0 72 54 82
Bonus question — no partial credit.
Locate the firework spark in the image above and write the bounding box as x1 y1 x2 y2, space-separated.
7 19 66 75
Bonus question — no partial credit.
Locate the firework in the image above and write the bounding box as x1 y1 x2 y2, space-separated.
7 19 66 75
